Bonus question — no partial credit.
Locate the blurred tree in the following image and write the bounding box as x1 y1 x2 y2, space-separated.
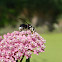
0 0 62 31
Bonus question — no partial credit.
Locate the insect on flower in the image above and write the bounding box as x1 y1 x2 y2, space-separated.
19 24 35 32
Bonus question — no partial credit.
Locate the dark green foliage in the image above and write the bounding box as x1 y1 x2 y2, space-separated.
0 0 62 28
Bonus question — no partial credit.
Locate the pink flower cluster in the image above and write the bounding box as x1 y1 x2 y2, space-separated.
0 30 46 62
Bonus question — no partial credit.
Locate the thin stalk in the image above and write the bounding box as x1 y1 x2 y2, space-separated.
20 54 24 62
16 60 18 62
26 58 30 62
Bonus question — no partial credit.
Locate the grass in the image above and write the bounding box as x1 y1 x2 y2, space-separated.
22 33 62 62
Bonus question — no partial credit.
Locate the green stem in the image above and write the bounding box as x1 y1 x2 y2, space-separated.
26 58 30 62
16 60 18 62
20 54 24 62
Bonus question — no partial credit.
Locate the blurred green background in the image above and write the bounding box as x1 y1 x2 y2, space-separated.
0 0 62 62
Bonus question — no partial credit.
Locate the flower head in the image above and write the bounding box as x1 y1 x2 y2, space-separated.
0 30 46 61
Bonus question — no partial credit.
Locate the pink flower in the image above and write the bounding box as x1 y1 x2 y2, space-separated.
0 36 2 41
25 51 32 59
26 30 31 35
0 30 46 61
